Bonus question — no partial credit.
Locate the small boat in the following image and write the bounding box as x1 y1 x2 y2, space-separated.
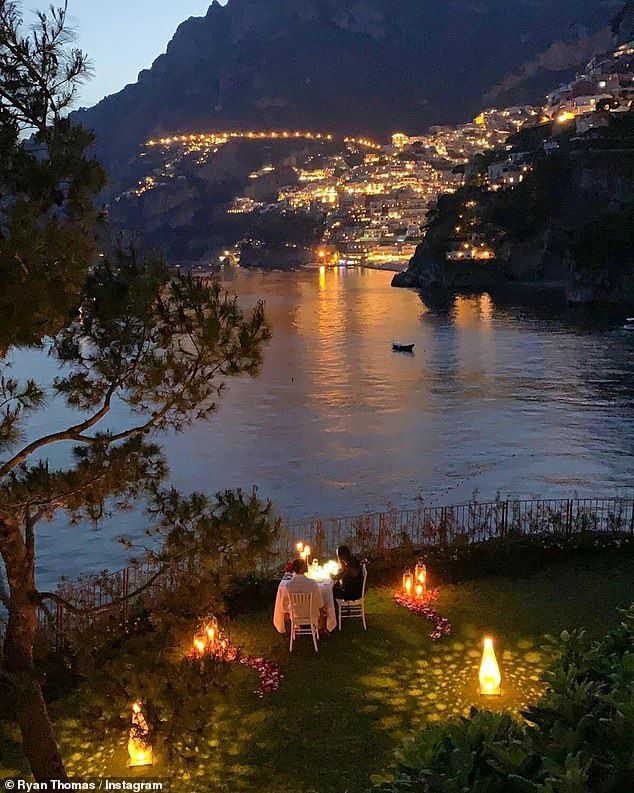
392 342 415 353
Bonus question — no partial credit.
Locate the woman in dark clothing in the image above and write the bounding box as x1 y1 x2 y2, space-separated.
332 545 364 601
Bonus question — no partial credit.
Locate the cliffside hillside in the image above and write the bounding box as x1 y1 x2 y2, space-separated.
74 0 619 176
393 113 634 304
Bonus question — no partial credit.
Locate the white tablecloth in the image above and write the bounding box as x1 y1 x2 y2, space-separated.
273 578 337 633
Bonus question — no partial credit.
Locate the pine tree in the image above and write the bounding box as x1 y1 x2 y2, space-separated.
0 3 271 780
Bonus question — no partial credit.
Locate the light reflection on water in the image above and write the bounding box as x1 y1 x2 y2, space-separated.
162 267 633 515
20 267 634 582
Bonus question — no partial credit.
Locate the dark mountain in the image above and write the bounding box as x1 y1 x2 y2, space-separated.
75 1 622 174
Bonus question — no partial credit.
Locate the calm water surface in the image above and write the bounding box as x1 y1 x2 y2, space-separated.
18 267 634 583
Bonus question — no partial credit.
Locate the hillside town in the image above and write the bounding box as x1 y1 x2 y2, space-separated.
114 38 633 272
198 107 538 268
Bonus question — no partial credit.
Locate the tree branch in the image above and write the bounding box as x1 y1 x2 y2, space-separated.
0 382 117 477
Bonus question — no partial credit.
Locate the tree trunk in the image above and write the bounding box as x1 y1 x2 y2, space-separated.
1 517 67 782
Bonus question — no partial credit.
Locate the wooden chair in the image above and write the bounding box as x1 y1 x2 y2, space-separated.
336 564 367 631
289 591 319 652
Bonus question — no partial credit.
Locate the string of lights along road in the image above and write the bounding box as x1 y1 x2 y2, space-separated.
146 130 382 150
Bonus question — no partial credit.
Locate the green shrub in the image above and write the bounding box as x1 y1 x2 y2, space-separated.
372 606 634 792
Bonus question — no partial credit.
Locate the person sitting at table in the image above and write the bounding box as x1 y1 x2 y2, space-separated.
332 545 364 602
283 558 324 626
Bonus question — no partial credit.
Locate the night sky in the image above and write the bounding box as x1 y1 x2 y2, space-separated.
63 1 220 108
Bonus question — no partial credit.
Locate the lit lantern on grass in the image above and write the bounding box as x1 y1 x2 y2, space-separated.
415 561 427 593
415 582 424 599
205 619 218 653
402 570 414 597
128 701 153 768
479 636 502 696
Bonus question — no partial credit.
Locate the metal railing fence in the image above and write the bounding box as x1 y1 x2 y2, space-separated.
0 496 630 645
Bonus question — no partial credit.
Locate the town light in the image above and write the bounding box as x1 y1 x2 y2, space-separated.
128 702 153 768
479 636 502 696
402 569 414 596
556 111 575 124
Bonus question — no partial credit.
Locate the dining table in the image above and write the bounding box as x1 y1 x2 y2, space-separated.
273 575 337 634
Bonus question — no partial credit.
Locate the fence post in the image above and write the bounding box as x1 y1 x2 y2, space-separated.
630 500 634 535
377 514 386 555
315 521 324 559
502 500 508 538
565 500 573 536
439 507 447 547
56 602 64 652
122 567 129 622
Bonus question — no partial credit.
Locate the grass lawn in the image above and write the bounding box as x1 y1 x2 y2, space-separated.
2 553 633 791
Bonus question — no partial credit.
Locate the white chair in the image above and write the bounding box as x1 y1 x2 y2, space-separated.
289 591 319 652
336 563 367 631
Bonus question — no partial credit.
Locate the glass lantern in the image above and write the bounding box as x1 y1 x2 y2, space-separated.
415 561 427 592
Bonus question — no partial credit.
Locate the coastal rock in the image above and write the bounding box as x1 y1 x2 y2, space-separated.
391 269 417 288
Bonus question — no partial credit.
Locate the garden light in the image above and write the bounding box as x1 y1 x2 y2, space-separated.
415 561 427 592
128 702 153 768
402 569 413 596
479 636 502 696
205 619 218 652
